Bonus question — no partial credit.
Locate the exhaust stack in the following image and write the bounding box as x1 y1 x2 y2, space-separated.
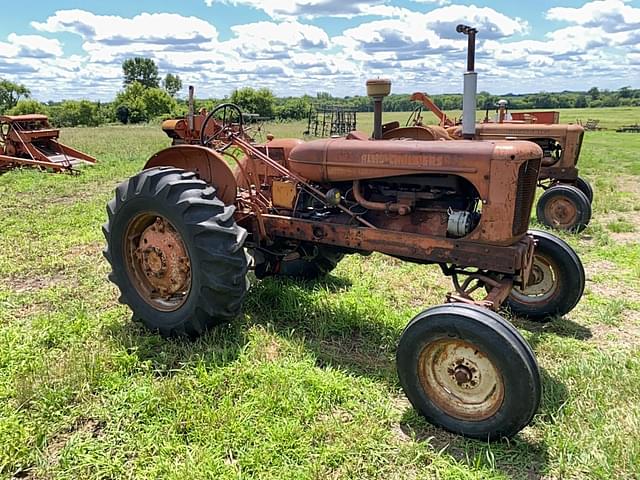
187 85 195 132
457 24 478 140
366 78 391 139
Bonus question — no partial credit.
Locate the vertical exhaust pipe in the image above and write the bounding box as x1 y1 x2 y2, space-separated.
187 85 195 132
456 24 478 140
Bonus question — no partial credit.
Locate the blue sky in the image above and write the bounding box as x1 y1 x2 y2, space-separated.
0 0 639 101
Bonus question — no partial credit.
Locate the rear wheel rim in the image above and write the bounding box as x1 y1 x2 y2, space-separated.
124 213 192 311
417 338 504 421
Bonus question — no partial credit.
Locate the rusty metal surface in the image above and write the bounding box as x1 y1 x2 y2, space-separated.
409 92 455 127
418 338 504 421
287 137 494 183
542 195 579 230
145 145 237 205
0 114 96 173
382 125 451 141
125 214 192 311
261 214 534 274
511 253 560 305
510 111 560 124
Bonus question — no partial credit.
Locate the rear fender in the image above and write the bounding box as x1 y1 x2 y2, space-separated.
144 145 237 205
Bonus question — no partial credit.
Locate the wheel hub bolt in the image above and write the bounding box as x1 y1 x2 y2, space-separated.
453 365 472 385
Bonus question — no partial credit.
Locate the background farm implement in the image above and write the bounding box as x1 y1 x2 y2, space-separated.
0 114 96 173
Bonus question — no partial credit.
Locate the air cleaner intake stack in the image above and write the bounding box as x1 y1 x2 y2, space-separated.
366 78 391 139
457 24 478 140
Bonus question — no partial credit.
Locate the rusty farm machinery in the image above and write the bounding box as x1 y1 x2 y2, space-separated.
383 30 592 233
0 114 96 173
103 25 585 440
387 98 592 232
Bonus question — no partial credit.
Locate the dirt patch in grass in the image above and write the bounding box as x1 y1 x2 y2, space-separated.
598 212 640 243
618 175 640 199
65 241 103 260
589 310 640 350
5 273 70 294
584 259 640 302
316 334 393 376
44 418 104 467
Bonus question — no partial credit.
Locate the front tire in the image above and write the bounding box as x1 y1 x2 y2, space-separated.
574 176 594 203
396 304 541 440
103 167 249 336
506 230 584 321
536 184 591 232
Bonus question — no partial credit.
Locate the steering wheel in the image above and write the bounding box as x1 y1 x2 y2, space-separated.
200 103 244 152
406 105 424 126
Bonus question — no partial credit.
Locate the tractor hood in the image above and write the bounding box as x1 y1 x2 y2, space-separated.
287 137 541 183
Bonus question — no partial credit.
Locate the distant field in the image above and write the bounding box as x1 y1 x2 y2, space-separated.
272 106 640 139
0 110 639 479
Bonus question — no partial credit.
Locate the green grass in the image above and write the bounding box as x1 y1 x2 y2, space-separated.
1 110 640 479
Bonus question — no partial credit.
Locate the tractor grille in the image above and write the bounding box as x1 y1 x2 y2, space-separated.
513 158 541 236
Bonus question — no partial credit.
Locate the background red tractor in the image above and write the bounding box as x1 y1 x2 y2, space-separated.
386 97 592 232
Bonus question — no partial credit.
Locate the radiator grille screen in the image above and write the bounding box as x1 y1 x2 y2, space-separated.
513 158 541 236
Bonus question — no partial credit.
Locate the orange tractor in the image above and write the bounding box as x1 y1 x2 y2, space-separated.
103 25 584 440
0 114 96 173
383 89 591 233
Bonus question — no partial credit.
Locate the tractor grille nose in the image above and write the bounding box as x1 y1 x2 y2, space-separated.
513 158 541 236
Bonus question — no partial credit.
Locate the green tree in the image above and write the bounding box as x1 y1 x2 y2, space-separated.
575 95 588 108
48 100 101 127
114 82 176 123
7 99 47 116
114 82 149 123
142 88 176 118
276 97 311 120
230 87 275 117
122 57 160 88
0 79 30 113
163 73 182 97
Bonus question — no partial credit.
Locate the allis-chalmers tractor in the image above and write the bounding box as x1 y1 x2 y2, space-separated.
103 25 585 440
383 34 592 233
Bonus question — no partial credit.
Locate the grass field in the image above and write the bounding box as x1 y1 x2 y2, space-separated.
1 107 639 479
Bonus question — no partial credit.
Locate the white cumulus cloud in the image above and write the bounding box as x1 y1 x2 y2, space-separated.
546 0 640 32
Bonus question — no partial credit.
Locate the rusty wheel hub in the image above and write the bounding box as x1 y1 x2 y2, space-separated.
418 339 504 421
511 256 557 302
544 196 578 228
126 215 191 311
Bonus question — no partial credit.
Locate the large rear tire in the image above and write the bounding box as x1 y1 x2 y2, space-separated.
396 304 541 440
255 244 344 280
103 167 248 336
278 246 344 280
506 230 584 321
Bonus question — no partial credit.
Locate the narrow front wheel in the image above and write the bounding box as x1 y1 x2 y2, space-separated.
536 184 591 232
396 304 541 440
506 230 584 321
574 176 594 203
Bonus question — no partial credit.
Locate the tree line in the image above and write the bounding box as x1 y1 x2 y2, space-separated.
1 57 639 128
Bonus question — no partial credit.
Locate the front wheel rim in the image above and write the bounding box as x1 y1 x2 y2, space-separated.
418 338 504 421
511 255 558 304
544 195 578 228
124 213 192 311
